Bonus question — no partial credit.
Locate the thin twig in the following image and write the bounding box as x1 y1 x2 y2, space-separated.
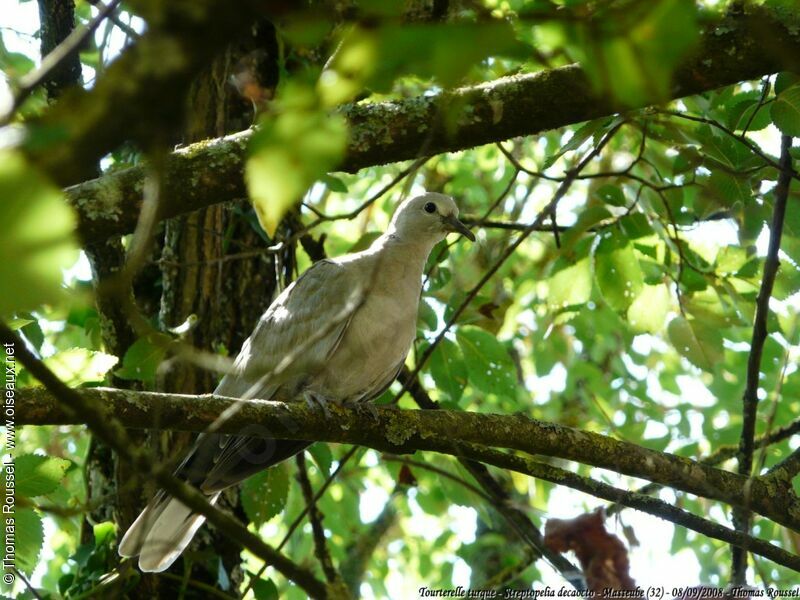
481 167 521 219
86 0 140 40
606 414 800 517
296 453 339 584
382 455 496 505
398 368 586 589
755 324 795 475
401 122 624 399
0 323 329 599
740 76 772 138
12 568 43 600
732 134 794 585
295 156 430 235
458 444 800 573
242 446 364 598
2 0 122 123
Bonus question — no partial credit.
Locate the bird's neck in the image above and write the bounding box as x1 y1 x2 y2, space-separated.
382 232 437 261
372 232 437 284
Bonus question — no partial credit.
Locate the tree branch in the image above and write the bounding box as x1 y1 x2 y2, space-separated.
8 0 120 116
20 0 302 186
457 444 800 573
399 368 586 589
16 385 800 533
295 454 341 587
59 3 800 244
340 485 401 594
0 324 328 599
732 134 794 583
737 134 794 472
606 415 800 518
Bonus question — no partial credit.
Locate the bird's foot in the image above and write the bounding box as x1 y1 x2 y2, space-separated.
304 392 333 419
342 399 380 423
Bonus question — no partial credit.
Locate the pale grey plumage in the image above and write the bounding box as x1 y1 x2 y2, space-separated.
118 192 474 572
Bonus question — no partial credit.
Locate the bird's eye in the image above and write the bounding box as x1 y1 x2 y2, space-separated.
423 202 437 214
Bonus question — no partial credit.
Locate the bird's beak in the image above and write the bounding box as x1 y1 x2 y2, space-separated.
442 214 476 242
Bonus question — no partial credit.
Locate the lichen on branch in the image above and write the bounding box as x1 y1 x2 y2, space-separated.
16 385 800 533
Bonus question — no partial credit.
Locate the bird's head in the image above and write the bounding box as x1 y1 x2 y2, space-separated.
390 193 476 244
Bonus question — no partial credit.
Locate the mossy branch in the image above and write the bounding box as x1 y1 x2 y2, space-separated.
60 3 800 244
1 325 329 599
16 385 800 534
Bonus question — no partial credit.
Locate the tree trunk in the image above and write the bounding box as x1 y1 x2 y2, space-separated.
129 23 283 597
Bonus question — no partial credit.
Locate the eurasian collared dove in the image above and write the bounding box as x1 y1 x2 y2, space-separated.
118 192 475 572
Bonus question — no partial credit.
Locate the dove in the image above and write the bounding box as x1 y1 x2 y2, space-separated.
118 192 475 572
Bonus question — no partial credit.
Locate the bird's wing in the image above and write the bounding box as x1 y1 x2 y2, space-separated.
182 258 364 493
215 258 359 400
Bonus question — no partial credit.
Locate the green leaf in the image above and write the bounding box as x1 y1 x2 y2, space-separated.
715 245 751 275
428 338 469 403
250 575 279 600
547 257 592 309
618 213 654 240
627 284 670 333
320 174 348 193
308 444 332 476
592 231 644 311
44 348 118 386
93 521 117 547
667 316 723 372
771 84 800 136
115 333 171 383
0 45 35 79
436 460 476 507
16 508 43 575
7 318 34 330
727 98 771 132
775 71 800 95
418 298 439 331
330 22 527 96
456 326 517 398
595 184 626 207
0 150 78 317
543 118 607 169
567 0 698 106
16 454 72 497
559 208 612 252
246 85 348 236
696 125 753 170
347 231 382 253
773 259 800 301
20 319 44 351
673 146 703 175
240 463 289 526
707 171 751 206
415 483 449 515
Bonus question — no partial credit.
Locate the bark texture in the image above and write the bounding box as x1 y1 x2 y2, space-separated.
17 386 800 534
136 22 284 595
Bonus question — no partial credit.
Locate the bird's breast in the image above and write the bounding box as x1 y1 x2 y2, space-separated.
312 282 419 401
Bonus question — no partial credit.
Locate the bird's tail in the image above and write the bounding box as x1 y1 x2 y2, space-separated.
118 491 220 573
